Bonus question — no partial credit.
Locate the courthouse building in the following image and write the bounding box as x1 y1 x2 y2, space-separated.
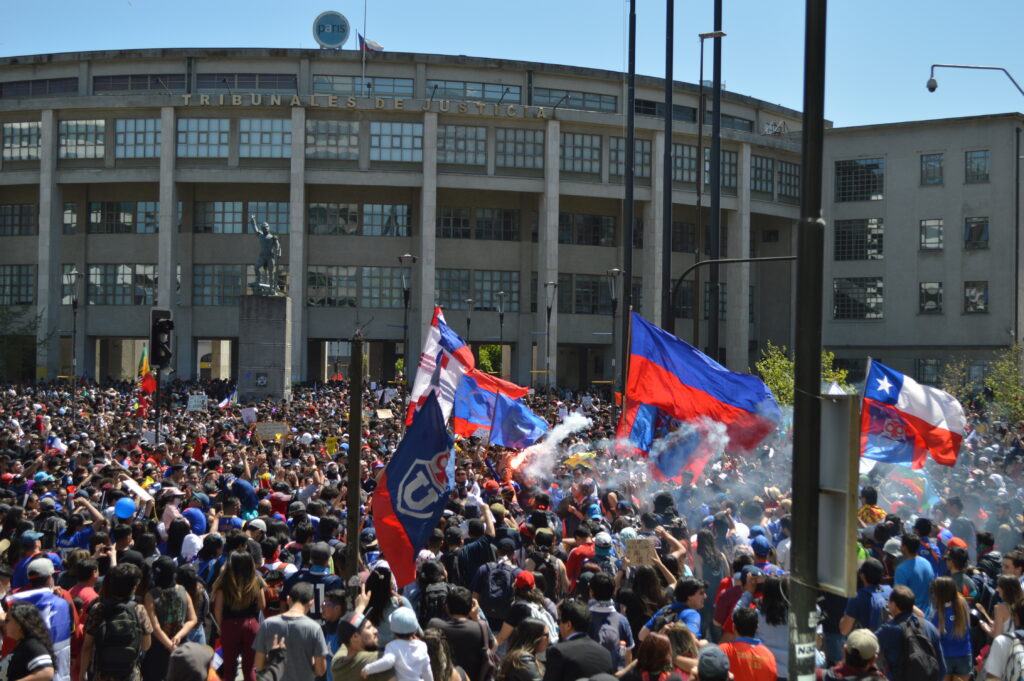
0 47 806 387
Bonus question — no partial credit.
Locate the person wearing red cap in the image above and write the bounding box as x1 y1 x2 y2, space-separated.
494 570 559 647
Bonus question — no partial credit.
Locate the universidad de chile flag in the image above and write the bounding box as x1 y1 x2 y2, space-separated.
452 368 530 438
617 312 781 454
373 392 454 587
860 359 965 469
406 307 475 426
490 391 548 449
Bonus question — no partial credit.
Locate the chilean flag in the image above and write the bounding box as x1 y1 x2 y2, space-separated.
860 359 965 468
358 33 384 52
452 368 529 438
406 307 475 426
372 392 453 587
617 312 780 455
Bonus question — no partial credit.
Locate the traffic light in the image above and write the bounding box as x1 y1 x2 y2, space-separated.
149 308 174 368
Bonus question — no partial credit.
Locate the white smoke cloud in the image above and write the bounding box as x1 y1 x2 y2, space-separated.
512 411 593 479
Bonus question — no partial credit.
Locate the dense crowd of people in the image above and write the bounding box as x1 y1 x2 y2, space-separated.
0 378 1019 681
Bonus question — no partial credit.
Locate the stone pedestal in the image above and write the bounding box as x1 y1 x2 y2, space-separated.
238 295 292 402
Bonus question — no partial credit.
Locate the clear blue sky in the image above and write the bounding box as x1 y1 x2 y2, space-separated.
2 0 1021 127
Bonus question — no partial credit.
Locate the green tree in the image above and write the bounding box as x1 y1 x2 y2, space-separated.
939 356 974 406
985 344 1024 422
477 344 502 375
753 341 852 406
0 305 46 381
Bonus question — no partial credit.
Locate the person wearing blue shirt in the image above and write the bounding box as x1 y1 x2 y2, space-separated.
875 585 946 681
12 531 63 590
640 576 707 641
282 542 344 624
894 535 935 616
841 558 893 634
229 464 260 517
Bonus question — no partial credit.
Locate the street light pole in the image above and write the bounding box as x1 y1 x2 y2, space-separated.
464 298 474 343
693 31 726 349
660 0 674 334
397 253 417 385
544 281 558 389
707 0 724 363
606 268 622 394
496 290 507 376
64 267 81 385
926 63 1024 96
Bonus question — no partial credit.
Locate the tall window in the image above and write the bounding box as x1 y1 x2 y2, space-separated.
194 202 244 234
919 282 943 314
778 161 800 200
560 133 602 174
0 265 34 305
176 119 230 158
573 275 612 315
672 222 696 253
672 144 698 183
59 120 105 159
306 266 356 307
363 204 411 237
917 359 940 385
133 265 157 304
474 209 519 241
675 280 694 318
495 128 544 169
361 267 404 308
136 202 159 234
919 219 943 250
533 87 616 113
704 148 738 190
308 203 359 235
93 74 186 93
2 122 41 160
426 81 521 102
435 269 472 309
965 150 990 183
370 122 422 162
833 277 884 319
305 120 359 160
474 271 519 311
610 137 652 178
437 125 486 166
964 217 989 249
86 264 133 305
751 156 775 195
249 201 290 234
114 119 161 158
0 205 37 236
192 265 244 306
964 281 988 313
87 202 134 234
196 73 297 92
834 218 884 261
437 207 471 239
63 203 77 235
312 76 413 97
239 119 291 158
834 158 885 202
703 283 727 320
559 214 615 247
920 153 943 185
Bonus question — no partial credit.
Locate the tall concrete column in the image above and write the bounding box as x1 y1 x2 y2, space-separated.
538 119 560 387
288 106 307 383
158 107 189 379
37 110 61 379
725 143 752 371
413 112 438 363
643 132 665 326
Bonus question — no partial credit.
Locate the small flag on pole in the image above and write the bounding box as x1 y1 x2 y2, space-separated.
358 33 384 52
138 347 156 395
218 391 238 409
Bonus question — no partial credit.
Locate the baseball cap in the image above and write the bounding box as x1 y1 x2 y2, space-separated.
514 571 536 590
27 557 54 578
360 528 378 548
594 532 613 549
246 519 267 533
497 538 517 554
19 530 43 545
947 536 968 550
483 480 500 495
38 497 56 511
167 642 215 681
310 542 333 565
751 535 772 557
336 611 368 643
740 565 765 583
883 537 903 557
697 644 730 681
34 472 54 483
749 525 766 538
388 607 421 636
846 628 879 660
586 503 603 519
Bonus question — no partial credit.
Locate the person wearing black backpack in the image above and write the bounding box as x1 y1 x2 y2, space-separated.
79 563 153 681
875 585 945 681
471 538 521 633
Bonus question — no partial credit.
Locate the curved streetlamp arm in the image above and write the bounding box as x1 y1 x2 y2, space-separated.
929 64 1024 97
670 255 797 303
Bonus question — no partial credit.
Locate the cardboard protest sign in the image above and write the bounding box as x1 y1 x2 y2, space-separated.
625 538 657 566
187 394 208 412
253 422 290 442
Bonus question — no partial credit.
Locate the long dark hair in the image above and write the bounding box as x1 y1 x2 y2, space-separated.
632 565 669 613
497 618 547 681
761 576 788 626
365 566 395 627
165 518 191 559
696 529 719 566
423 628 455 681
6 602 55 661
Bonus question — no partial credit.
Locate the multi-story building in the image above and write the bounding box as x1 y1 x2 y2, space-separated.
823 114 1024 384
0 47 808 386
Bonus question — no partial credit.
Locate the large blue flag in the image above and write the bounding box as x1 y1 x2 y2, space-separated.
490 392 548 449
371 393 453 587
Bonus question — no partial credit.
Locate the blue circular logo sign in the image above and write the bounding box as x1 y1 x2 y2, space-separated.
312 11 350 49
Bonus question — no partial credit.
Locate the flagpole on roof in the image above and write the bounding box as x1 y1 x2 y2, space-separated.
361 0 368 94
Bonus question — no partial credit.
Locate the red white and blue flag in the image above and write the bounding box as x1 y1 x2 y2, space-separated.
617 312 780 455
406 307 475 426
860 359 964 469
358 33 384 52
372 392 453 587
452 368 530 438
